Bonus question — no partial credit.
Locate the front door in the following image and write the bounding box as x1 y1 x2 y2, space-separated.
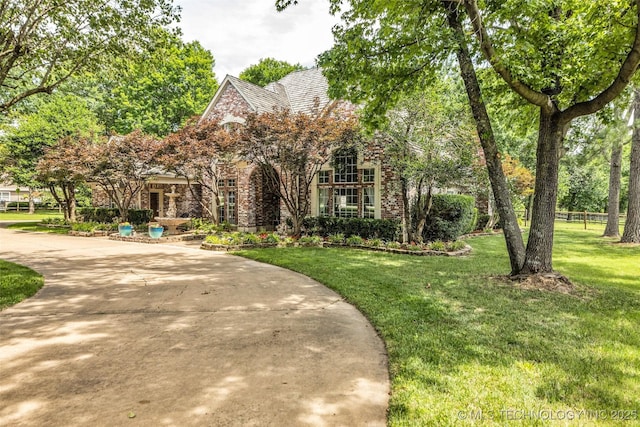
150 192 160 217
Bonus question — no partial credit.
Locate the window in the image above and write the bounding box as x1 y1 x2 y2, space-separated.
227 191 236 224
318 188 330 216
334 188 358 218
362 168 375 183
218 194 225 222
318 170 330 184
228 179 236 187
363 187 375 218
0 192 9 201
333 148 358 183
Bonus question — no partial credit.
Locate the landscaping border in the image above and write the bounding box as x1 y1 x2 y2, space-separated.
201 241 472 256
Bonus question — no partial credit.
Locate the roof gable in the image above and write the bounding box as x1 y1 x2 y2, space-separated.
201 68 344 122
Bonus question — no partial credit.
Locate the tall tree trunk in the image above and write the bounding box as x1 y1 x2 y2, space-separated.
603 142 623 237
520 109 565 274
28 187 35 214
445 3 526 274
621 90 640 243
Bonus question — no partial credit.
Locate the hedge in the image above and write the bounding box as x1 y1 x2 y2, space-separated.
422 194 476 241
78 207 153 225
302 216 400 241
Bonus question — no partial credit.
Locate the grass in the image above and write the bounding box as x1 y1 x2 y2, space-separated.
7 222 70 234
0 210 63 221
0 260 44 310
238 221 640 426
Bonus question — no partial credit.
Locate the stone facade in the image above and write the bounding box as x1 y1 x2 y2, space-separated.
200 70 404 231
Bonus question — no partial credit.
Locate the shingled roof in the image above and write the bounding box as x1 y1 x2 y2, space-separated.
201 68 335 121
266 68 331 114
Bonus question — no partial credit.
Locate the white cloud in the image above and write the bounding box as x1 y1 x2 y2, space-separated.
175 0 339 79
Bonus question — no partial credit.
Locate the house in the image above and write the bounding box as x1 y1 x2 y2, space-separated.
90 68 404 230
198 68 403 231
0 182 33 211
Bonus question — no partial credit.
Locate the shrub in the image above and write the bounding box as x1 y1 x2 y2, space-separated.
327 233 345 244
204 234 227 245
386 241 401 249
71 222 100 232
299 236 323 245
190 218 223 234
78 207 152 225
346 235 364 246
41 218 68 225
422 195 476 242
262 233 281 244
243 233 261 245
447 240 467 251
302 216 399 240
365 238 382 247
429 240 446 251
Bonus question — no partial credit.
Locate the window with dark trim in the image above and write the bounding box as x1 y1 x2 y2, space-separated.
333 147 358 183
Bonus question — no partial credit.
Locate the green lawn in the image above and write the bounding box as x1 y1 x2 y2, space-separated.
0 210 63 221
0 260 44 310
7 222 70 234
238 222 640 426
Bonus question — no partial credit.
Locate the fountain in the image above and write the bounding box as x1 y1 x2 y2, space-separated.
154 185 190 235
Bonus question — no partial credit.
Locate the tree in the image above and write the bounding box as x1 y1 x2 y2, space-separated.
97 29 218 137
558 159 608 215
156 118 235 222
239 58 305 87
277 0 640 275
622 89 640 243
238 105 361 237
35 136 89 222
0 93 102 212
600 106 631 237
81 131 159 222
0 0 179 112
382 83 477 242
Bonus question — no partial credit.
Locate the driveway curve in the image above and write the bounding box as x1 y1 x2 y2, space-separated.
0 226 388 426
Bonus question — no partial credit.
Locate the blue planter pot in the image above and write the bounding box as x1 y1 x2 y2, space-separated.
118 224 133 237
148 226 164 239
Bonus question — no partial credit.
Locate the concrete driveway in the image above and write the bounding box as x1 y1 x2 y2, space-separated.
0 227 388 426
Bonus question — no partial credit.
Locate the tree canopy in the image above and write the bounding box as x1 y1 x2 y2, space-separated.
96 29 218 137
277 0 640 275
239 58 304 87
0 93 102 190
0 0 179 112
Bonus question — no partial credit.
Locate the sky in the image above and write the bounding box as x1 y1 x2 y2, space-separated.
174 0 340 80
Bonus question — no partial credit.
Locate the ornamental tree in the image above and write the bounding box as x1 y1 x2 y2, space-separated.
35 136 90 222
156 117 236 222
81 131 159 222
238 104 361 237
